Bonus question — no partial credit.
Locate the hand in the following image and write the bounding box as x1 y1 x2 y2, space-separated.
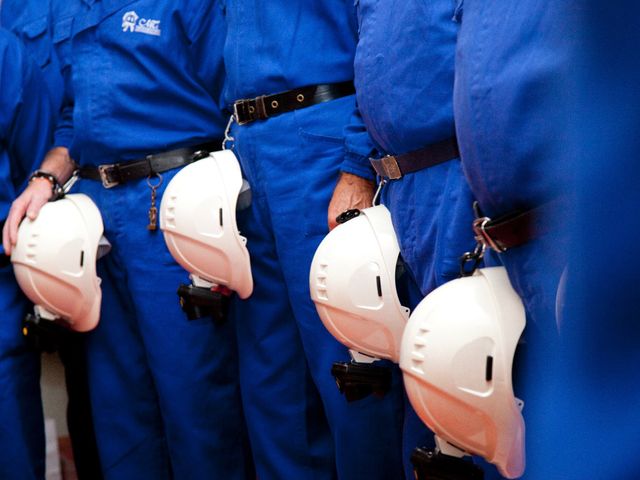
2 178 54 255
327 172 376 231
3 147 75 255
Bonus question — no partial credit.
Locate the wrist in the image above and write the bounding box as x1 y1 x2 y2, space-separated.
28 170 65 200
339 171 375 186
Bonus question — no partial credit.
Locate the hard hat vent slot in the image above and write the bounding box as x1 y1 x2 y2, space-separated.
80 250 85 268
485 355 493 382
376 276 382 297
219 208 224 227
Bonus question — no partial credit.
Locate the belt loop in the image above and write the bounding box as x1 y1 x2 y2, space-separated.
256 95 268 119
145 155 154 175
381 155 402 180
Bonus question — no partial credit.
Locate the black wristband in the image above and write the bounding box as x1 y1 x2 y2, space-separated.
29 170 65 200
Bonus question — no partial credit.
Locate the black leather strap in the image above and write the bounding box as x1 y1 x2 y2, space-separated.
78 142 217 188
233 81 355 125
474 198 567 252
370 137 460 180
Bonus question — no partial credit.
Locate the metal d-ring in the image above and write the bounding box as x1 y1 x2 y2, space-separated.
146 171 163 189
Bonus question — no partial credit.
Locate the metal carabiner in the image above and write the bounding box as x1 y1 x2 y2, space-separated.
222 115 236 150
459 241 486 277
62 170 80 195
372 177 386 206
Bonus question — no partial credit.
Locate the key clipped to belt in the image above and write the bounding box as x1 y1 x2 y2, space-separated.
146 173 163 231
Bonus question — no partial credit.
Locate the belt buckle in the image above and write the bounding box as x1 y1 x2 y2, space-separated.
472 217 505 253
233 100 247 125
98 164 119 189
381 155 402 180
233 96 268 125
233 99 256 126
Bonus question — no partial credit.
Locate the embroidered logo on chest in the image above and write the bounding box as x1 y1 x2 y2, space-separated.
122 11 162 37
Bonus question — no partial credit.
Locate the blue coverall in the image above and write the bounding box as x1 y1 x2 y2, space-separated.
544 1 640 477
454 1 580 477
345 0 482 477
51 1 251 478
0 28 54 480
224 1 405 478
1 0 63 111
2 4 104 477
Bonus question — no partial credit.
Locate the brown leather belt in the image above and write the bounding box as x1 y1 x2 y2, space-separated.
78 142 217 188
232 81 355 125
473 199 566 252
369 137 460 180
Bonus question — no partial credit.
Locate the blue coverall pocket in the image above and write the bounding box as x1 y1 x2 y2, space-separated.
297 127 345 146
21 17 51 68
295 128 344 238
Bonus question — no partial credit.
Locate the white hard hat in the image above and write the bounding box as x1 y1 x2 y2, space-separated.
400 267 526 479
11 193 105 332
310 205 410 362
160 150 253 298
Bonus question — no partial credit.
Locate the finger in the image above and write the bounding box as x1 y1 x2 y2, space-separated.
327 199 343 231
328 213 338 231
26 194 49 220
2 220 10 255
5 200 27 255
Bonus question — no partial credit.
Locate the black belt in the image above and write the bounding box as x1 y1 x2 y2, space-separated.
78 142 217 188
473 199 566 252
232 81 355 126
370 137 460 180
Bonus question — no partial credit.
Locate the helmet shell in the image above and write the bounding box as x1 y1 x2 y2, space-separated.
310 205 409 362
160 150 253 298
11 193 104 332
400 267 526 478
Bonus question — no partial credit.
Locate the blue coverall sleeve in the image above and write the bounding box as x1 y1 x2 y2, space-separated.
52 39 74 149
342 104 377 180
180 0 227 109
0 31 54 189
53 100 73 149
